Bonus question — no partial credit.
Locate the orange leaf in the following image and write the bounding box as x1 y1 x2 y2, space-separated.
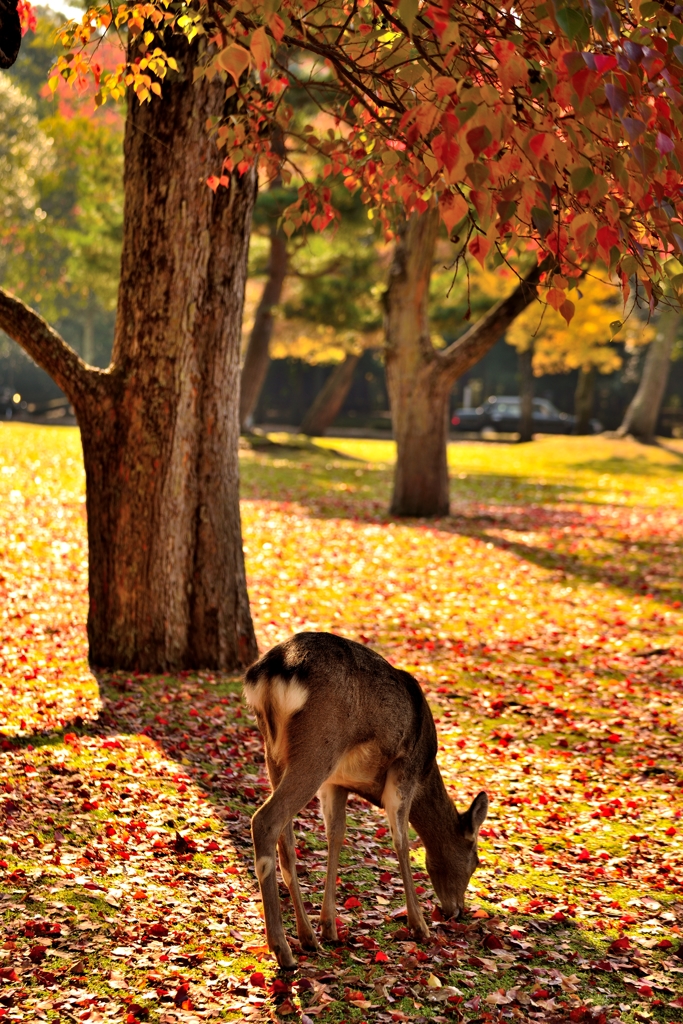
217 43 251 86
250 26 271 70
439 191 468 232
469 235 491 267
268 12 285 42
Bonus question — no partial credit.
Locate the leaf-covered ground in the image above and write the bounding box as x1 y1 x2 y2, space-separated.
0 423 682 1024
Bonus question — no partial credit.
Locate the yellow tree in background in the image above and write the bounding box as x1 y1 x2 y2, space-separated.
507 278 654 434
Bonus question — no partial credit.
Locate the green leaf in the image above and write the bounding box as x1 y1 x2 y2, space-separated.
570 166 595 191
465 161 489 187
531 205 554 237
664 258 683 279
555 7 588 42
397 0 419 30
619 255 638 277
609 320 623 338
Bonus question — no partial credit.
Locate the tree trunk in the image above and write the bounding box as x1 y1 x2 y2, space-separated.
518 345 534 442
617 311 677 442
574 365 595 434
240 225 288 429
299 352 361 436
0 38 259 672
384 209 449 516
383 208 546 517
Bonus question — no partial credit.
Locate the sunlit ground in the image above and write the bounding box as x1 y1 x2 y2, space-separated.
0 423 681 1023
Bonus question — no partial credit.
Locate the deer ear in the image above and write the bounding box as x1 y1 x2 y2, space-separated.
463 791 488 840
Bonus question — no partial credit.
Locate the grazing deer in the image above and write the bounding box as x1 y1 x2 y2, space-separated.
244 632 488 969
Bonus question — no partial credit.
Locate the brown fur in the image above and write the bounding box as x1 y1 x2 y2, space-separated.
244 632 488 968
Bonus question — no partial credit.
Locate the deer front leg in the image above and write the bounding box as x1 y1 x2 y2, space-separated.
278 820 319 951
319 783 348 942
383 768 430 942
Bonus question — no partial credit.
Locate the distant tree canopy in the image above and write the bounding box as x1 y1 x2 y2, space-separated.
506 276 655 377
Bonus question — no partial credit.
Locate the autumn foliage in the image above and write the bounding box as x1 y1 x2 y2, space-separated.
52 0 683 319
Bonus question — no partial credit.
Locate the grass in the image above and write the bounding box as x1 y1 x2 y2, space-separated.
0 424 682 1023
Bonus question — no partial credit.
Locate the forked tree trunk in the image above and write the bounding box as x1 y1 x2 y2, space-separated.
0 38 258 672
575 365 595 434
240 225 288 429
518 346 534 443
617 310 677 442
383 209 546 517
299 352 361 436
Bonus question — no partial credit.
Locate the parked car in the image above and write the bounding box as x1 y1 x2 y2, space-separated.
451 395 602 435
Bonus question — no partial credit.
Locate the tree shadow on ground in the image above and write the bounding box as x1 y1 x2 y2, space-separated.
240 441 683 607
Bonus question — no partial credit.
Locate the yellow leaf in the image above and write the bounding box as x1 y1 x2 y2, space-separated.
427 974 442 988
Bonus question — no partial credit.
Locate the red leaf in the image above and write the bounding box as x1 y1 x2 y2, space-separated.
344 896 361 909
375 950 389 962
609 937 630 953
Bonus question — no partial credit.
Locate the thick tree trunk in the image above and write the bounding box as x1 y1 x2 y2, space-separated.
0 38 259 672
240 226 288 429
575 365 595 434
518 346 534 442
383 209 545 517
617 311 677 442
299 352 361 436
384 209 449 516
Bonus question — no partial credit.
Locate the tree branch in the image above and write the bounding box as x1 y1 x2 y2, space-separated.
437 262 545 384
0 288 94 406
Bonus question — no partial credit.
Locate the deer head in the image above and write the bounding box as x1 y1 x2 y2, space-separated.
425 790 489 918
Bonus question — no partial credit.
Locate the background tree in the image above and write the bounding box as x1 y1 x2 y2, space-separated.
617 308 679 442
242 192 384 435
2 12 123 377
507 277 654 433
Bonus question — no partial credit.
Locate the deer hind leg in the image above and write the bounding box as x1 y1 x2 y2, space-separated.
252 762 330 968
278 820 319 951
382 765 430 942
263 753 319 953
318 782 348 942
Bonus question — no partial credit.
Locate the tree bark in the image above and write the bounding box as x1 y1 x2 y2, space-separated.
240 224 288 429
299 352 361 436
518 345 534 442
574 365 595 434
616 310 677 442
384 208 545 517
0 38 259 672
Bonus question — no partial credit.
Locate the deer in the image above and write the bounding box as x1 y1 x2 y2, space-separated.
243 631 488 969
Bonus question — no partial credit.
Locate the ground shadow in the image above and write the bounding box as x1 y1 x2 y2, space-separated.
240 440 683 607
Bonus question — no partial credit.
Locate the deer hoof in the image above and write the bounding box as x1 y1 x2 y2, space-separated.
273 941 297 970
412 922 431 943
299 931 320 952
320 920 338 943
